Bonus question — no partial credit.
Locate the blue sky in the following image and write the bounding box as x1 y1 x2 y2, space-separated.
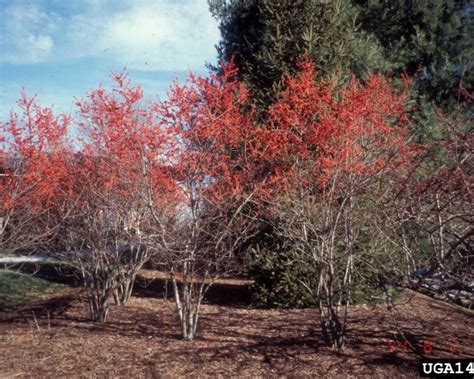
0 0 221 119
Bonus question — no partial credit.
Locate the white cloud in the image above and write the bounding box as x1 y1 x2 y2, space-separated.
74 1 220 70
3 32 55 63
0 0 220 121
27 34 54 55
29 34 54 51
0 0 220 70
1 2 59 63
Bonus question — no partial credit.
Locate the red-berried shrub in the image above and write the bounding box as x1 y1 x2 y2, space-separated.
0 92 70 256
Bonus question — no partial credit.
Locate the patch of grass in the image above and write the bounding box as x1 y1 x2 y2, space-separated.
0 270 66 318
1 260 79 286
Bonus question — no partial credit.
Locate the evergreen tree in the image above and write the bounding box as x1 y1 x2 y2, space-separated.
354 0 473 111
210 0 473 111
209 0 384 109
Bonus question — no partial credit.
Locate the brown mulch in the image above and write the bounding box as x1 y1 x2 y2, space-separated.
0 278 473 378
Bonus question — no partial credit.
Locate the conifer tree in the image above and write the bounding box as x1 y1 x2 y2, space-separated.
209 0 384 109
210 0 472 111
354 0 473 111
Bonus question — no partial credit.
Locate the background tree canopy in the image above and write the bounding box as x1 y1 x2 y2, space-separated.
209 0 385 110
209 0 473 112
354 0 473 111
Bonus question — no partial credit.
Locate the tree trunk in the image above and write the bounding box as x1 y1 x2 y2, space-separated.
83 269 114 323
171 270 205 341
89 289 112 322
113 273 136 305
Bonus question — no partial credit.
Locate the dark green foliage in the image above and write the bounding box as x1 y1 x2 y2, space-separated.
354 0 473 111
210 0 473 113
248 244 316 308
248 244 404 308
351 253 405 305
209 0 384 109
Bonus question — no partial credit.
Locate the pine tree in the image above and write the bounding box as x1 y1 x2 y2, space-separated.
209 0 384 109
354 0 473 111
210 0 473 112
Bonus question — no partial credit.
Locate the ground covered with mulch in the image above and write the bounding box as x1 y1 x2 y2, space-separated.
0 272 473 378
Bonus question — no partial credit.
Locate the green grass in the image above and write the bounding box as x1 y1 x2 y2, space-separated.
0 270 66 317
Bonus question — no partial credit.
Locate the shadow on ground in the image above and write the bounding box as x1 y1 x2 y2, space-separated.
132 273 253 308
2 268 472 377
